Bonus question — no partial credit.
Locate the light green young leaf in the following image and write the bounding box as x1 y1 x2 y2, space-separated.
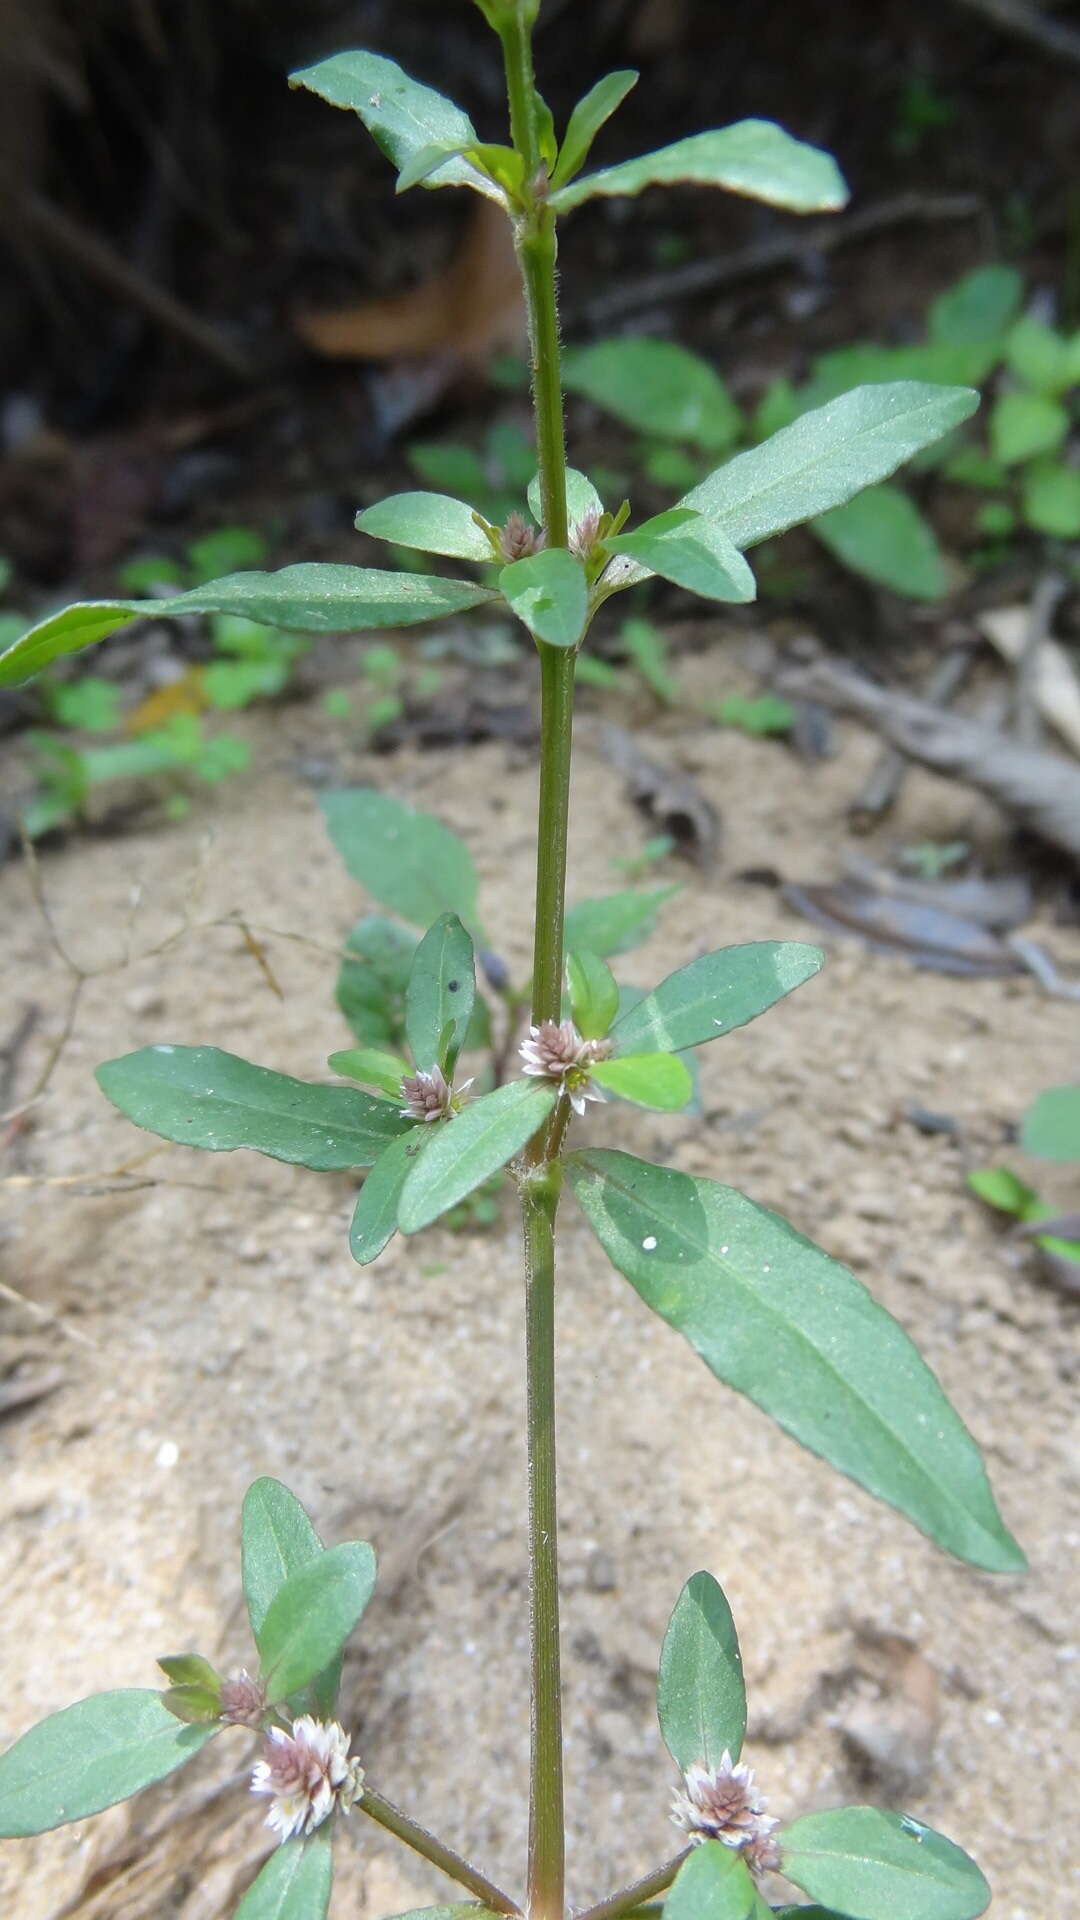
234 1830 333 1920
356 493 496 563
605 508 756 602
394 140 470 193
812 483 947 599
527 467 603 530
398 1080 555 1233
242 1481 324 1640
1004 314 1073 394
780 1807 990 1920
500 549 588 648
567 949 620 1039
658 1572 747 1769
328 1047 409 1097
562 340 742 453
0 1693 215 1837
289 51 500 202
351 1130 431 1265
96 1046 408 1170
551 70 639 187
1020 1084 1080 1161
611 942 823 1055
257 1543 377 1704
565 1150 1025 1571
550 119 848 215
990 390 1069 465
966 1166 1039 1219
929 264 1023 347
591 1052 693 1110
676 383 979 558
406 913 476 1071
322 790 479 930
664 1842 769 1920
0 567 500 687
564 886 678 958
1021 460 1080 537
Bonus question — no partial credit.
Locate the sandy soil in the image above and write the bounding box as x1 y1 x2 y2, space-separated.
0 656 1077 1920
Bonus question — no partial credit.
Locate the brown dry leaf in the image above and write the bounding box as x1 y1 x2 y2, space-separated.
600 722 720 864
295 199 525 368
125 668 208 733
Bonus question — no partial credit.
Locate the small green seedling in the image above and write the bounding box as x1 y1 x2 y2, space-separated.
970 1084 1080 1268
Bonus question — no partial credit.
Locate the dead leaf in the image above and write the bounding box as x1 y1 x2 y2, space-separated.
978 604 1080 758
600 722 720 864
782 879 1024 976
125 668 208 732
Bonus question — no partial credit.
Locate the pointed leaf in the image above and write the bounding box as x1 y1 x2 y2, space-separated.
0 1692 215 1837
591 1052 693 1110
234 1831 333 1920
658 1572 746 1768
605 509 756 602
672 383 980 562
160 1684 223 1725
551 119 848 215
664 1842 770 1920
96 1046 408 1170
929 265 1022 348
527 467 603 530
322 789 479 930
157 1654 220 1690
565 1150 1025 1571
500 549 588 648
611 942 823 1055
398 1080 555 1233
780 1807 991 1920
337 916 416 1048
242 1480 325 1639
329 1047 410 1098
406 914 476 1072
357 493 496 563
0 567 500 687
563 340 741 453
567 949 620 1039
564 887 678 958
551 70 639 188
812 484 947 599
1020 1085 1080 1161
351 1129 432 1265
289 52 500 202
257 1542 377 1703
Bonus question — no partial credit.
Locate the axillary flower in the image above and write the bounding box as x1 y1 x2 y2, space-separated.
519 1019 612 1117
251 1715 364 1843
671 1751 780 1873
399 1063 474 1123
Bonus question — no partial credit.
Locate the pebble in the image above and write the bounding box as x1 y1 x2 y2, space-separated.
125 985 166 1017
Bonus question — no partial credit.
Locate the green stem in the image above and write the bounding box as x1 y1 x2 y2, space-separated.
530 643 576 1029
521 1171 564 1920
360 1786 522 1915
574 1851 691 1920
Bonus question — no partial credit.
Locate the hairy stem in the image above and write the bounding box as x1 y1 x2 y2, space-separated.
521 1171 564 1920
359 1786 522 1915
574 1851 692 1920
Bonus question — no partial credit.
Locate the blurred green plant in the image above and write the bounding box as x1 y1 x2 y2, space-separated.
969 1084 1080 1268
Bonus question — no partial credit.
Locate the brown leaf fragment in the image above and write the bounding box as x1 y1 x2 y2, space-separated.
600 722 720 864
782 879 1024 976
0 1365 64 1420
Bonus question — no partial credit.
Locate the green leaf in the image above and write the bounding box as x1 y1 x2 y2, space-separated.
328 1047 409 1097
188 526 268 583
289 52 500 202
384 1909 502 1920
1005 314 1073 394
0 1692 215 1837
550 119 848 215
500 549 588 648
241 1485 342 1714
398 1080 555 1233
812 483 947 599
96 1046 408 1170
567 949 620 1038
406 913 476 1072
357 493 495 563
565 1151 1025 1571
605 509 756 602
1020 460 1080 538
322 789 479 930
562 340 742 454
351 1129 432 1265
664 1842 769 1920
713 692 793 736
621 617 679 703
591 1052 693 1110
990 390 1069 465
781 1807 991 1920
0 567 500 688
611 942 823 1054
157 1654 220 1690
337 916 416 1048
929 265 1023 347
641 385 975 585
551 70 639 187
1020 1085 1080 1161
234 1830 333 1920
160 1683 223 1725
527 467 603 530
658 1572 746 1768
257 1542 376 1704
564 886 678 957
967 1166 1039 1219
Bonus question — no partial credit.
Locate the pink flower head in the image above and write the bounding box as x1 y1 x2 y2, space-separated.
218 1670 265 1728
250 1715 364 1843
499 512 546 562
518 1019 612 1117
400 1064 474 1123
568 509 602 560
670 1752 778 1859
